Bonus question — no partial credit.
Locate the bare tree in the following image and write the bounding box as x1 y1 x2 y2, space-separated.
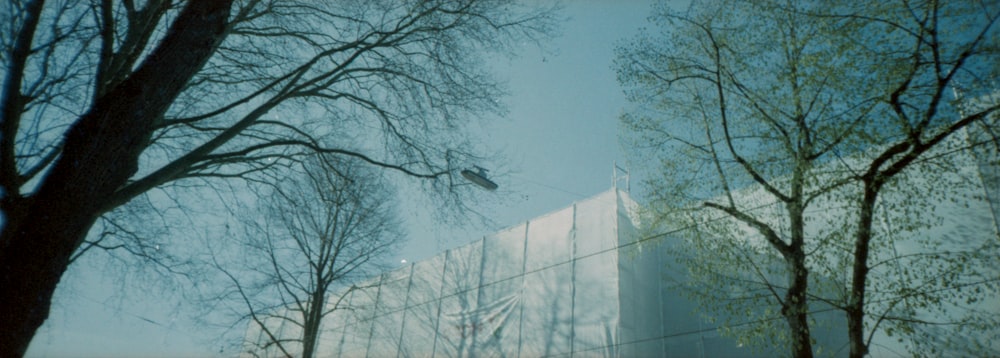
617 0 999 357
203 155 400 358
0 0 557 355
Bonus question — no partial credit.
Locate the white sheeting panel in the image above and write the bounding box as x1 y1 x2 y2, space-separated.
518 265 575 357
397 257 446 357
439 241 483 300
278 313 304 356
435 241 484 357
367 269 411 357
615 210 642 358
250 189 645 357
632 241 665 355
367 309 405 357
474 224 527 357
524 207 574 272
571 251 620 357
396 300 439 358
339 286 378 357
316 287 354 357
435 294 482 357
480 224 527 286
572 192 622 356
575 191 620 258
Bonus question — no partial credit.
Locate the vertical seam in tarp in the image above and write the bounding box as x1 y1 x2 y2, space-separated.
396 263 415 358
657 230 668 357
334 290 351 357
431 249 451 358
516 220 530 358
471 236 488 354
364 273 385 358
569 203 578 357
275 311 287 356
613 189 623 358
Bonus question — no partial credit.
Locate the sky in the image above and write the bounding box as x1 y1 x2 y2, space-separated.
399 0 655 263
25 1 655 356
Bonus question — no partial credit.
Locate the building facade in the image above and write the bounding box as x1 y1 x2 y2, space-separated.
245 190 830 357
243 125 999 356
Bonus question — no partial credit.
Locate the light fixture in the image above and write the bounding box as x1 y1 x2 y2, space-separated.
461 166 498 191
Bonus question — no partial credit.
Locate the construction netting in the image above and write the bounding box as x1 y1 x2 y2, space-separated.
244 190 789 357
248 173 1000 357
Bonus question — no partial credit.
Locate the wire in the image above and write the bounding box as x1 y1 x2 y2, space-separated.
513 174 591 199
65 291 204 342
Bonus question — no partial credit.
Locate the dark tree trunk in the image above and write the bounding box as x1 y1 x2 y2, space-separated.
783 171 813 358
301 289 326 358
847 182 879 358
785 253 813 358
0 2 231 356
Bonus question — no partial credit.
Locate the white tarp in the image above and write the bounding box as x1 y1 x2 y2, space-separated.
247 189 779 357
300 190 631 357
247 175 998 356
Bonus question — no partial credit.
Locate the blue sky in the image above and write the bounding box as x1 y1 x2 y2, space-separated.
401 0 655 263
25 1 655 356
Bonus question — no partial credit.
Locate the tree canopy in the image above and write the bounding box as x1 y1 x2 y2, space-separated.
617 0 999 356
0 1 557 355
203 155 402 358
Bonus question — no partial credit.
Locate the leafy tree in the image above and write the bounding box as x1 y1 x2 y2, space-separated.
0 0 556 355
203 155 401 358
616 0 999 357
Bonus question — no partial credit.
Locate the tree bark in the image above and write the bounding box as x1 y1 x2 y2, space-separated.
785 253 813 358
785 201 813 358
847 181 879 358
301 288 326 358
0 2 231 356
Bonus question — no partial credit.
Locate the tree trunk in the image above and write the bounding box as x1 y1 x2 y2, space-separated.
785 252 813 358
0 2 231 356
847 182 879 358
786 181 813 358
301 291 325 358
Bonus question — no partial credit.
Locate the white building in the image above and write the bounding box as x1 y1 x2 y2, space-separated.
243 124 999 357
244 189 848 357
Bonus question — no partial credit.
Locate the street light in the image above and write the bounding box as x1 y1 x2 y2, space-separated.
461 166 498 191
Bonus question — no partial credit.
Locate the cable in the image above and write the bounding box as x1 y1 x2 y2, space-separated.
512 174 591 199
66 292 237 355
74 293 165 328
